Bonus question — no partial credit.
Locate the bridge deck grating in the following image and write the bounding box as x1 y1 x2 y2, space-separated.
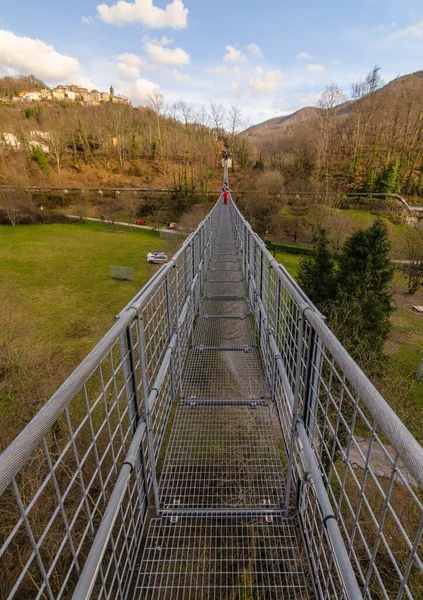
182 348 268 400
134 516 310 599
158 403 285 510
135 204 313 599
192 316 256 348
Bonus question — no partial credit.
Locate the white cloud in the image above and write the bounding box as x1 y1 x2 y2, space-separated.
207 66 227 75
81 16 93 24
389 20 423 40
223 45 245 63
307 63 325 72
73 76 99 90
122 78 161 105
172 69 190 82
142 35 173 46
246 43 262 58
97 0 188 29
297 51 313 60
291 91 323 107
374 21 397 33
115 52 144 79
145 40 190 66
248 66 283 94
0 29 80 81
231 81 240 93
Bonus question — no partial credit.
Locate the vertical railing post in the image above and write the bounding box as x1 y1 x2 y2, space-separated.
257 248 265 345
165 271 177 403
174 262 184 400
120 324 141 437
284 309 305 511
302 327 323 440
136 312 161 513
270 277 281 403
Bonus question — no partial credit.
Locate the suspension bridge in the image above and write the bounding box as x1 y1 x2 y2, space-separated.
1 170 423 599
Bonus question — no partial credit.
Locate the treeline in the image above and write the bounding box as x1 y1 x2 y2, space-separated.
0 79 254 194
0 74 47 99
258 68 423 197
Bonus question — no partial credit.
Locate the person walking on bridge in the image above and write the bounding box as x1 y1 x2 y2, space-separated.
223 189 229 205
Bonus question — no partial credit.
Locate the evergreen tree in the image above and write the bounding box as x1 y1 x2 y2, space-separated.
31 146 49 175
297 228 337 312
378 159 400 193
335 219 393 360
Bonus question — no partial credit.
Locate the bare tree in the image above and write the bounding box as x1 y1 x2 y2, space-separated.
147 87 164 156
0 188 34 225
227 104 245 169
209 102 226 140
316 84 346 196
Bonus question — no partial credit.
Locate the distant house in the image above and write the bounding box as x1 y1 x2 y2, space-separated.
52 89 65 100
101 92 110 102
91 90 102 102
65 90 76 101
81 91 93 103
40 89 52 99
22 92 41 102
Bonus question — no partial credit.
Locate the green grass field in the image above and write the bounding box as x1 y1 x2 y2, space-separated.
0 221 176 446
0 221 172 352
275 251 302 278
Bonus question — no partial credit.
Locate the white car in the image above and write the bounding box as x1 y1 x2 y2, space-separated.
147 251 169 264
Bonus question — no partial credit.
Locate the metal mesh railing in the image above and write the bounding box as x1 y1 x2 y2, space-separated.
231 198 423 599
1 189 423 600
0 204 219 600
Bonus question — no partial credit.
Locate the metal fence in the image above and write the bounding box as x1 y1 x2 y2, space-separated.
230 199 423 599
0 202 219 599
1 193 423 600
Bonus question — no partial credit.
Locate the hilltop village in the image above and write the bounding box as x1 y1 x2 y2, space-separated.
11 84 130 106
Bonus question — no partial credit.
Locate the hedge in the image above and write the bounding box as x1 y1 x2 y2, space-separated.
264 239 314 256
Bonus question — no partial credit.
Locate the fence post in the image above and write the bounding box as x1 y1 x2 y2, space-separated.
302 328 323 441
270 277 281 403
136 312 161 513
165 270 176 403
174 263 184 400
284 309 305 511
120 325 141 437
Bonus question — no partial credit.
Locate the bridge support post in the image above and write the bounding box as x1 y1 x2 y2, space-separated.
302 328 323 448
174 264 184 400
137 314 161 514
120 325 141 436
270 277 282 404
284 308 305 511
165 272 176 403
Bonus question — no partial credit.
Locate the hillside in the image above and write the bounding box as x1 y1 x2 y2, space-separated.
0 86 224 192
242 71 423 146
244 106 320 139
0 74 47 99
241 69 423 196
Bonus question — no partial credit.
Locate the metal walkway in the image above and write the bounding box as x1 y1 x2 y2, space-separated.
1 177 423 600
133 204 309 598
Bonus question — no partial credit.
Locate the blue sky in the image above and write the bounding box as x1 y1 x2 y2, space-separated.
0 0 422 124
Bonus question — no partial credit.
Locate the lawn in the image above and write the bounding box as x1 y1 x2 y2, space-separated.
275 251 301 278
0 220 174 447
